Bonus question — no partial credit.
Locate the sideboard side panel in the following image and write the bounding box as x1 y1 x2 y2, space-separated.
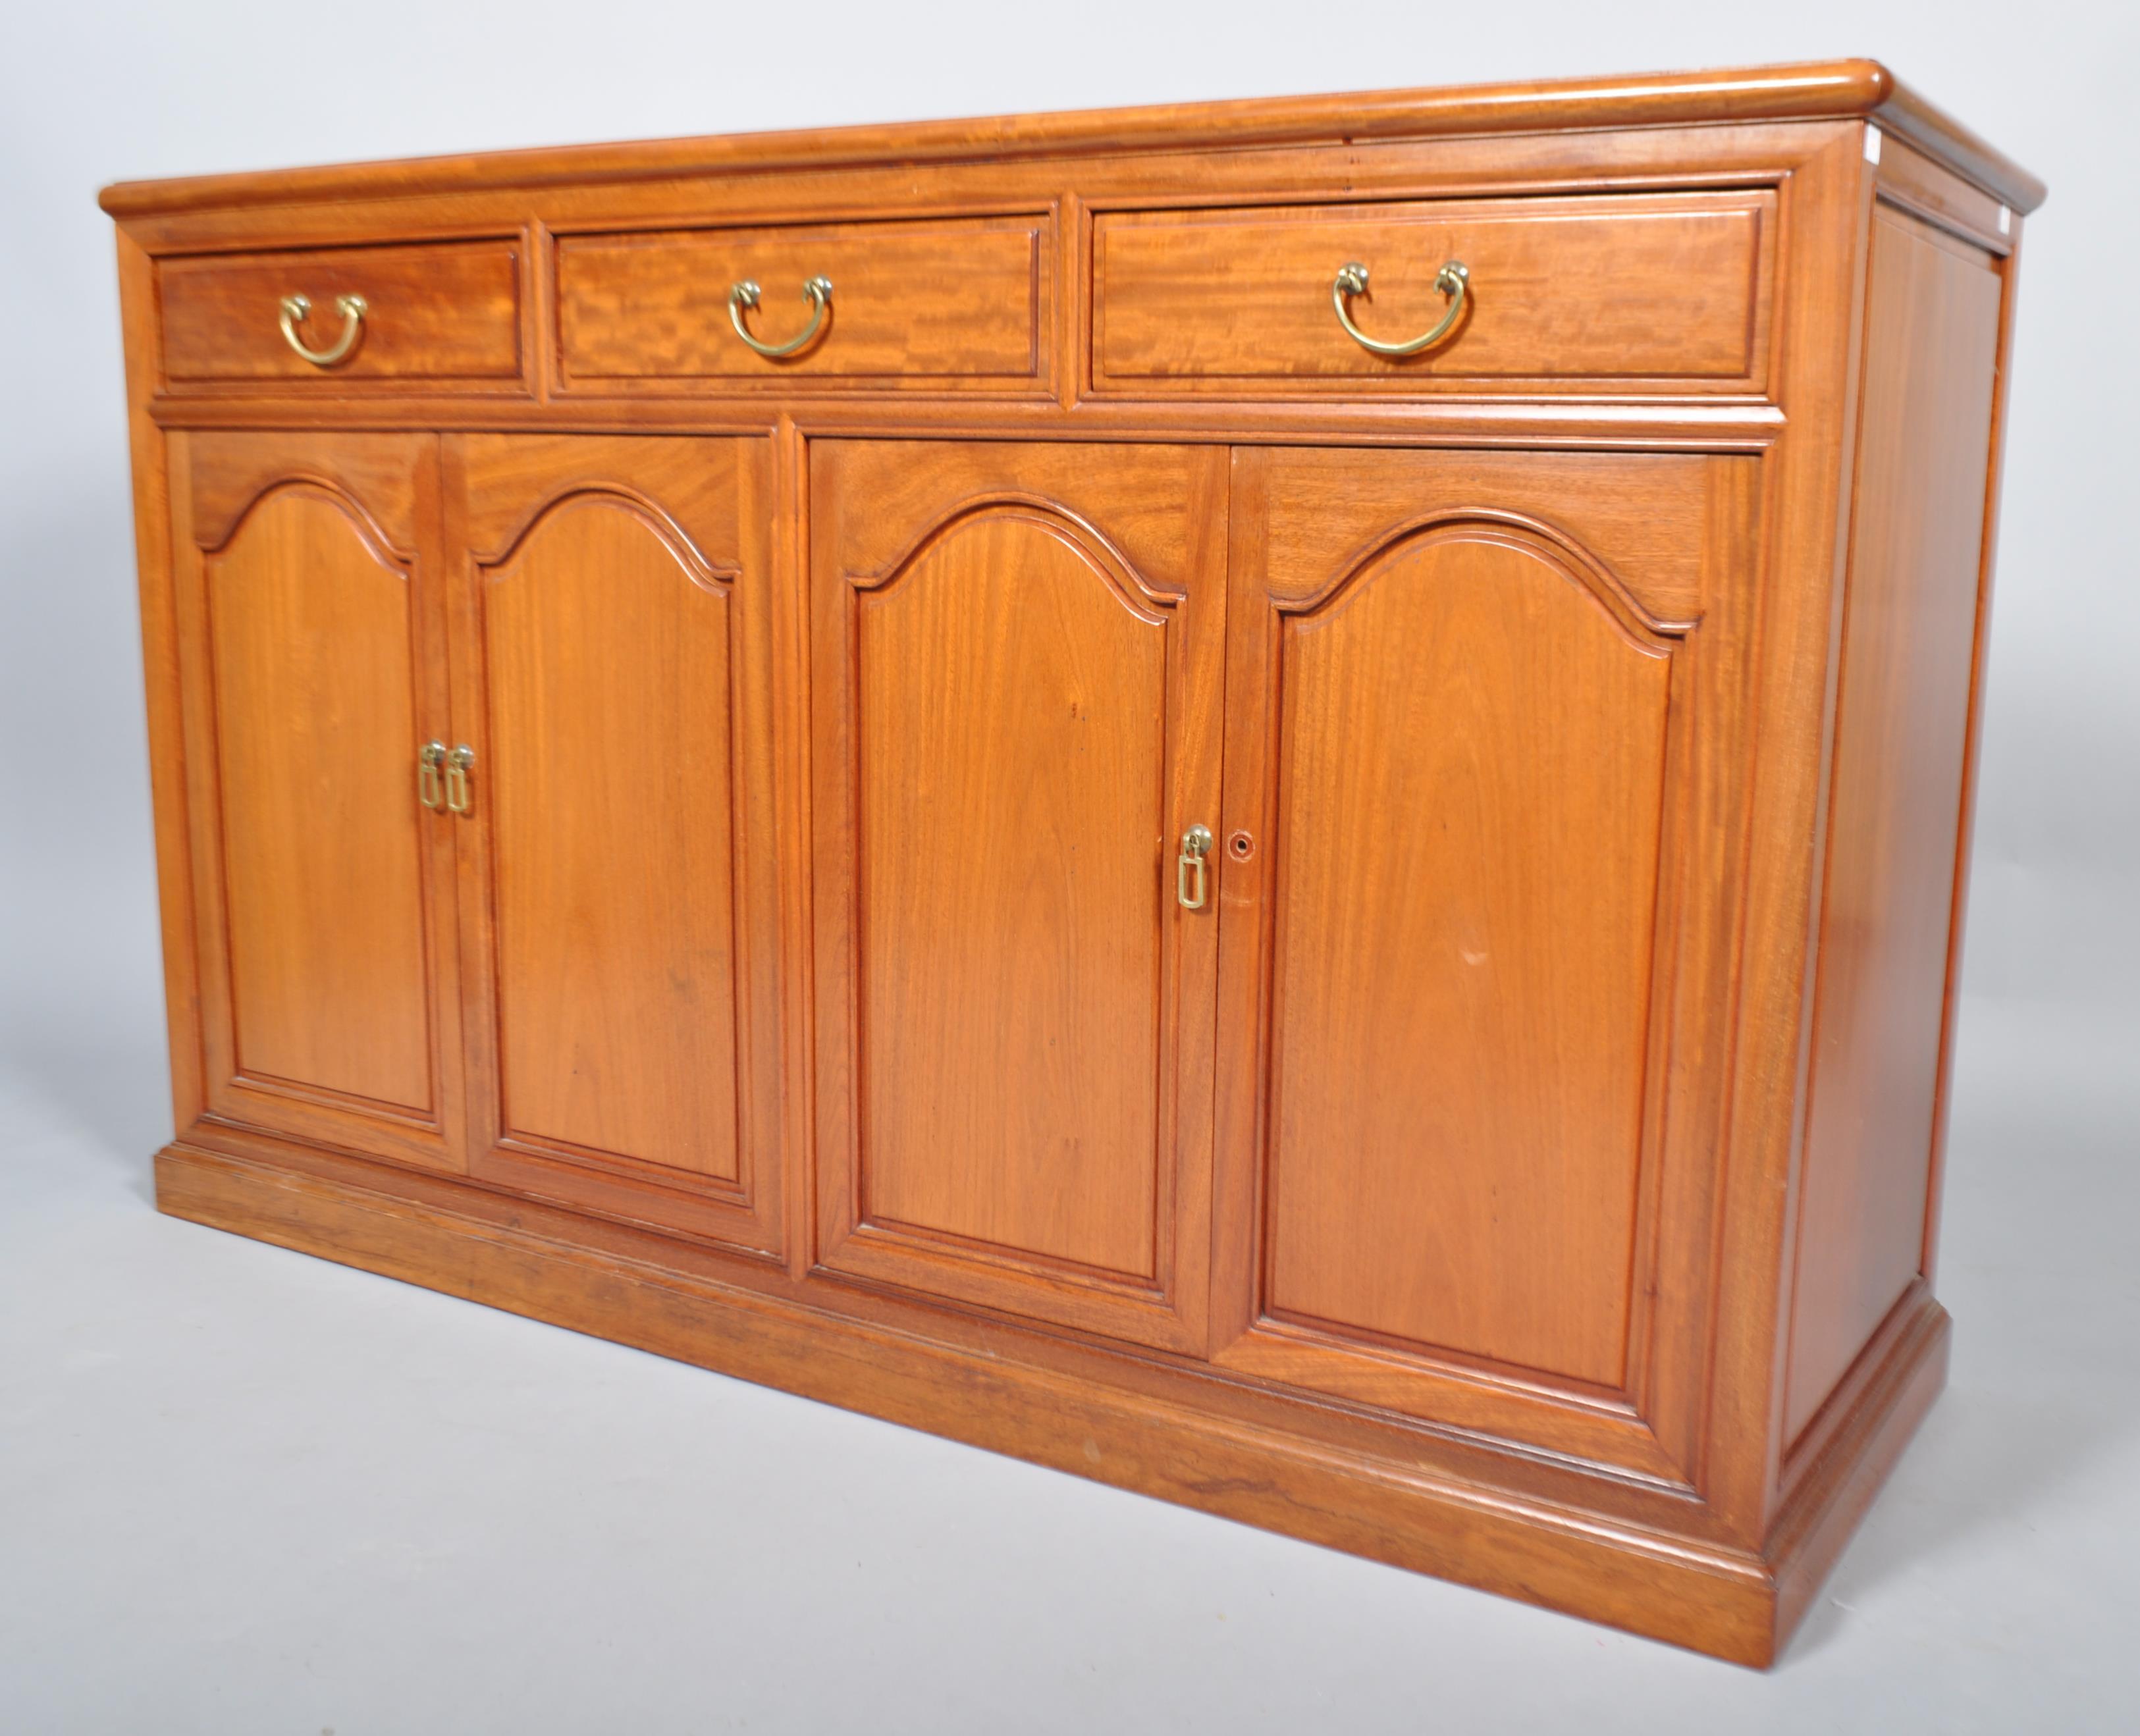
117 226 205 1135
1782 203 2005 1449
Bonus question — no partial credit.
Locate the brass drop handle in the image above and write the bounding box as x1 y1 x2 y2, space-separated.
279 292 369 367
1177 824 1214 911
444 745 475 816
727 275 833 359
417 741 446 811
1331 260 1468 357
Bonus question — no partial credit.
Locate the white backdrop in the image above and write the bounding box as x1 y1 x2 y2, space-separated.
1 5 2135 1729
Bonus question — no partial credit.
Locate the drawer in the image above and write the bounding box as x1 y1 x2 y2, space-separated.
1092 191 1773 395
159 240 524 389
556 216 1047 388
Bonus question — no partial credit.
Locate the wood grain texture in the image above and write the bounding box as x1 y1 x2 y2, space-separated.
153 1132 1952 1668
1783 206 2004 1446
1240 446 1717 624
1210 446 1759 1484
855 514 1166 1275
1917 203 2025 1293
481 479 739 1174
1259 521 1674 1386
1696 128 1879 1539
1095 192 1771 394
1768 1286 1951 1651
99 59 2044 219
1871 134 2016 258
103 70 2035 1666
117 229 206 1131
160 240 522 388
810 440 1225 1352
170 431 465 1170
452 434 786 1253
211 490 433 1106
557 217 1046 386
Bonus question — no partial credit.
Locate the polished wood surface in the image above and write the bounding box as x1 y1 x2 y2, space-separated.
1209 446 1757 1481
454 434 786 1251
162 1132 1852 1669
472 441 743 1176
1784 205 2006 1448
1258 511 1672 1384
99 59 2046 219
809 440 1224 1351
169 432 465 1170
1095 192 1771 393
557 217 1046 386
210 489 435 1106
105 65 2037 1666
160 240 523 388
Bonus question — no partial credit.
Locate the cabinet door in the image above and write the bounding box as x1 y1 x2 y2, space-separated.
451 436 782 1254
810 442 1227 1353
1214 448 1759 1485
171 433 464 1170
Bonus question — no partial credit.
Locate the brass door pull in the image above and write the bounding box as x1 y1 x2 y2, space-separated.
444 745 475 816
728 275 833 358
417 741 446 810
279 292 369 367
1177 824 1214 910
1331 260 1468 356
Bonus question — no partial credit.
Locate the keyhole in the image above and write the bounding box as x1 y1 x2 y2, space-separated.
1228 831 1255 861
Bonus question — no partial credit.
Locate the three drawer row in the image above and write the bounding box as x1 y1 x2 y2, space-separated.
155 188 1775 398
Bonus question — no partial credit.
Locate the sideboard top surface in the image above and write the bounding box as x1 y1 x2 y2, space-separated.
99 57 2045 223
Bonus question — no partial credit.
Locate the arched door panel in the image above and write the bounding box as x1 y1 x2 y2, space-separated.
454 434 783 1255
171 431 464 1172
1212 446 1758 1488
809 441 1227 1354
1262 523 1673 1387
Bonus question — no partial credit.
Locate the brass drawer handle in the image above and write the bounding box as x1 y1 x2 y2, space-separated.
1177 824 1213 911
278 292 369 367
727 275 833 359
1331 260 1468 357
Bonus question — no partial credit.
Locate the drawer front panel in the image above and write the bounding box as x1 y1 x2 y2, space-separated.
556 217 1047 387
1094 192 1773 394
160 241 523 388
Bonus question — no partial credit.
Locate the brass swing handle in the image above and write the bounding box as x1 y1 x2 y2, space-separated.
728 275 834 358
444 745 475 815
1331 260 1468 357
279 292 369 367
1177 824 1214 911
417 742 475 815
417 741 446 810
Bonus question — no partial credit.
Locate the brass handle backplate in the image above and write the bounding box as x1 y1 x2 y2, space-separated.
728 275 833 359
1331 260 1468 357
444 745 475 816
417 741 446 811
1177 824 1214 911
279 292 369 367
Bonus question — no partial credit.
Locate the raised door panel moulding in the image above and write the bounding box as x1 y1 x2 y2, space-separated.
169 431 468 1174
808 442 1227 1357
453 433 786 1255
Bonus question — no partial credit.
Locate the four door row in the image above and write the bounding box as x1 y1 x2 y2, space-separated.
169 428 1755 1481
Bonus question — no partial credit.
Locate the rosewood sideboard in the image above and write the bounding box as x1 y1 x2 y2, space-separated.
103 59 2041 1664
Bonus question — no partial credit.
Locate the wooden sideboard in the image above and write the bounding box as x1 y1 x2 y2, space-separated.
103 59 2041 1666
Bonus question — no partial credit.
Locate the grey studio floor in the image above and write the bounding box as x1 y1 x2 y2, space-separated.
2 995 2134 1733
